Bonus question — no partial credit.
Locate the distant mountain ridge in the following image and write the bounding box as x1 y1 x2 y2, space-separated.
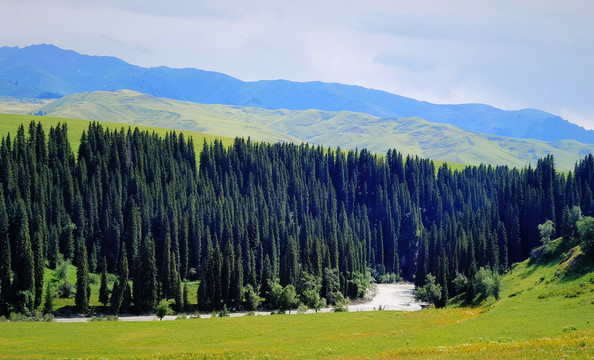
31 89 594 170
1 44 593 143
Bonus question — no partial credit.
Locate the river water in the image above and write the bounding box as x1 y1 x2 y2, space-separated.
54 283 422 322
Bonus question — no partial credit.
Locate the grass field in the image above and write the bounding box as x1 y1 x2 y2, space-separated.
1 249 592 359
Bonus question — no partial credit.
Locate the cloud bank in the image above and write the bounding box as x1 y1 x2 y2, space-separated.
2 0 593 128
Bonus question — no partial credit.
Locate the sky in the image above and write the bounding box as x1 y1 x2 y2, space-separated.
2 0 594 128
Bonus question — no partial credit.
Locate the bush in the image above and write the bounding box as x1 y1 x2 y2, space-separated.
331 303 349 312
189 312 201 319
155 300 172 320
474 267 502 300
414 274 442 305
56 281 75 298
218 305 230 317
378 273 400 283
278 285 298 314
347 271 372 299
331 297 349 312
243 284 263 311
15 290 34 314
8 310 54 322
54 258 70 282
578 216 594 257
453 273 468 295
87 273 100 286
296 304 308 314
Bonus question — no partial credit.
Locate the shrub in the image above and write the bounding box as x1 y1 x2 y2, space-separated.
331 298 349 312
156 300 172 320
414 274 442 305
378 273 399 283
278 285 298 314
243 284 263 311
218 305 230 317
56 281 75 298
87 273 100 286
54 258 70 282
296 304 308 314
453 273 469 295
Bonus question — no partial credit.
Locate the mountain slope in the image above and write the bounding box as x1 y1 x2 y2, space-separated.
32 90 594 170
1 44 593 143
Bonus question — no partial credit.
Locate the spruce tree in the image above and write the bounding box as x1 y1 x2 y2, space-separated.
0 189 11 313
135 234 157 313
75 238 89 313
99 257 110 307
32 228 45 308
12 200 35 311
110 247 129 314
43 281 54 314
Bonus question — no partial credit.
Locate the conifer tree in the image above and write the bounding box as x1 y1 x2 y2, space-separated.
110 247 129 314
135 234 157 313
32 228 45 308
43 281 53 314
99 257 110 307
0 189 11 313
12 199 35 311
75 238 89 313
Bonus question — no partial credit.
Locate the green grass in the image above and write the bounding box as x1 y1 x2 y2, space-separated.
2 250 592 359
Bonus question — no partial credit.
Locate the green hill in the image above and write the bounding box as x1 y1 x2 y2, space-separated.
29 90 594 170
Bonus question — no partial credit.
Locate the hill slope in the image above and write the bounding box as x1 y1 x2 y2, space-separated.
31 89 594 170
1 44 593 143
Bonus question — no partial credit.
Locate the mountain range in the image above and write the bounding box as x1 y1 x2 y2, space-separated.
1 44 593 144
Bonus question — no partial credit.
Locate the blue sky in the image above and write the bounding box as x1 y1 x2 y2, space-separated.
3 0 594 128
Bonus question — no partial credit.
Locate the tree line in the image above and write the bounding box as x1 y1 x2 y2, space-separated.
1 121 593 315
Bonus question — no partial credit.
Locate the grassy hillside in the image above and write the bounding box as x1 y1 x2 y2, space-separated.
0 113 469 174
0 113 235 158
1 246 591 359
26 90 594 170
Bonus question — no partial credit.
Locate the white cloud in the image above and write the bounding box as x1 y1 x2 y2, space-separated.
1 0 594 127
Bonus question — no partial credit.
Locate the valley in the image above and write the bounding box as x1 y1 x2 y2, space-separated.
0 38 593 360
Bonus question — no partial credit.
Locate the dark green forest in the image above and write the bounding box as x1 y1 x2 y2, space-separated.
0 121 593 315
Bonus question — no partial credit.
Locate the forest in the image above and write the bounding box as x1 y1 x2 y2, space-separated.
0 121 593 315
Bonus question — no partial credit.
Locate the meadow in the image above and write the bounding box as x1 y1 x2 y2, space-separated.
1 249 592 359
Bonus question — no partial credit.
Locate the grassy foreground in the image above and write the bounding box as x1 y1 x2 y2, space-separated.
1 252 592 359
